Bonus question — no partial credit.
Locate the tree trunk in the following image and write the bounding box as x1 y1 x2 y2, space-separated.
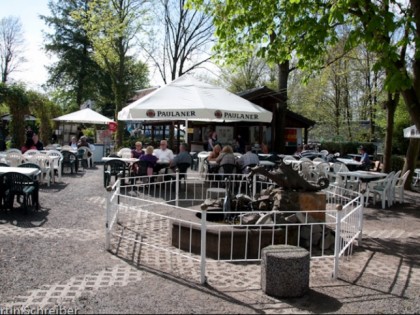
273 61 289 154
382 96 398 173
403 138 420 190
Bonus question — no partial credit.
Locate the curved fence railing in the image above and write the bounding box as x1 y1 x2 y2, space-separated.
105 171 363 284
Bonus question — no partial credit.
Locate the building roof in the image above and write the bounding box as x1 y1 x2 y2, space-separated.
238 86 316 127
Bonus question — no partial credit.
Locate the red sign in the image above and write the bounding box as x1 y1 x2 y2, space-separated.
108 122 118 132
284 128 297 146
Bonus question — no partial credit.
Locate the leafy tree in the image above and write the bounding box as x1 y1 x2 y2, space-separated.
0 83 29 148
72 0 150 146
0 16 26 83
41 0 110 108
289 42 386 144
27 90 63 145
189 0 420 172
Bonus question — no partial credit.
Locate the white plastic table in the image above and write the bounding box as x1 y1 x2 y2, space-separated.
0 166 41 177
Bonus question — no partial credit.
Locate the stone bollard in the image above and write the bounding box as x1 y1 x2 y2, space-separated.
261 244 310 298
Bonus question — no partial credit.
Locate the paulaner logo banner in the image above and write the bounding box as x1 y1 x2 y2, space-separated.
145 109 260 120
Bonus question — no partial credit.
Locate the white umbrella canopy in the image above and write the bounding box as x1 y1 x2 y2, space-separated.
118 75 273 123
53 108 115 125
403 125 420 138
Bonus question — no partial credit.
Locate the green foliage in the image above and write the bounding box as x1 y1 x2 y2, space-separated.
321 141 377 156
26 90 63 145
84 127 95 138
72 0 150 146
390 155 405 173
41 0 106 107
1 83 29 148
189 0 420 157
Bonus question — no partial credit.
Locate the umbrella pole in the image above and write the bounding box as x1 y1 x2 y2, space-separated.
185 119 188 144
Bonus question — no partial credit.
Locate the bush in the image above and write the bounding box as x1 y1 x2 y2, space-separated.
390 155 405 172
320 141 377 156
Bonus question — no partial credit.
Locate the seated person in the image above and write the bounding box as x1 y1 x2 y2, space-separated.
170 143 192 169
153 139 174 173
234 135 245 154
139 146 158 175
131 141 144 159
294 145 303 158
207 144 221 162
69 136 78 150
216 145 236 174
21 138 37 153
260 142 269 154
77 136 92 157
358 146 371 170
237 145 260 174
206 144 222 174
32 133 44 150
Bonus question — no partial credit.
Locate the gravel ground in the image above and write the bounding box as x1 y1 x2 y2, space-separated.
1 165 420 314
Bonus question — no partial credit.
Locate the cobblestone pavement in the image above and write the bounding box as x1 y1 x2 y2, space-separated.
0 166 419 314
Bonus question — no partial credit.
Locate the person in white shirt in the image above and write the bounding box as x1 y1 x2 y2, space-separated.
69 136 78 150
153 139 174 173
154 139 174 162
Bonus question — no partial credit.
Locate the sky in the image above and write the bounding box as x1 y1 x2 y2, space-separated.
0 0 214 92
0 0 52 91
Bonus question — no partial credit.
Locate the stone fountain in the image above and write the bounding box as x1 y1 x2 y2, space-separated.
171 162 334 259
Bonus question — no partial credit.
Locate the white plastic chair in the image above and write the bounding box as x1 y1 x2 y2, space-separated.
6 151 24 167
6 148 22 154
300 157 312 162
367 171 395 209
118 148 132 158
393 170 410 204
46 150 63 182
344 174 361 192
23 149 39 158
198 151 210 175
282 155 296 164
388 170 402 206
60 145 73 151
30 153 52 186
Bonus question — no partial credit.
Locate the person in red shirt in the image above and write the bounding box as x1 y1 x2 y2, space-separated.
21 138 37 153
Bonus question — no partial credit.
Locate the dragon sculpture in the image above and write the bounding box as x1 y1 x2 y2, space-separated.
248 162 329 192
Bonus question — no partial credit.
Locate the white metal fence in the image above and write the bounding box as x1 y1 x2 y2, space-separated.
105 171 363 284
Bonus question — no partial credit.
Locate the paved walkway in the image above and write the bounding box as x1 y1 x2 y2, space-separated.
0 166 419 313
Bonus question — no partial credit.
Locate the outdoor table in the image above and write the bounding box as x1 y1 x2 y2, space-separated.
337 170 387 181
336 158 362 170
0 166 41 177
347 154 374 160
102 157 138 164
286 159 330 167
258 160 275 169
154 160 170 174
337 170 388 193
